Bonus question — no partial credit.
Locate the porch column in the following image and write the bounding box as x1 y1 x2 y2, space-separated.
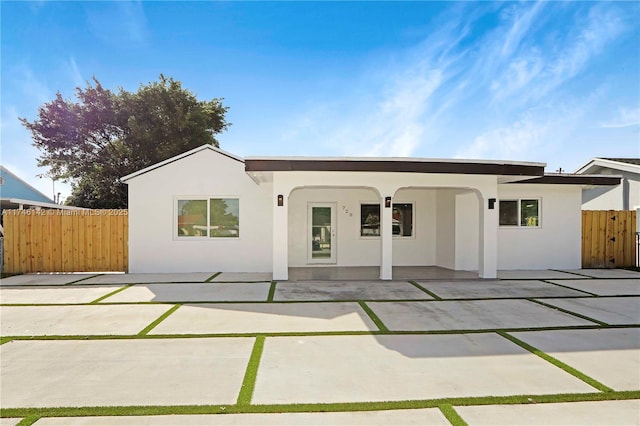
380 194 393 280
273 184 290 281
478 193 498 279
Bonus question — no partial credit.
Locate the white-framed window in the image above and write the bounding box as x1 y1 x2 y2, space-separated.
360 202 414 237
176 197 239 238
499 198 540 227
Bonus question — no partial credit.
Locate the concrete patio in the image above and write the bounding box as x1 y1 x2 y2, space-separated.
0 269 638 425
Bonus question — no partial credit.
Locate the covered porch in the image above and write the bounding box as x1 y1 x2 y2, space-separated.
245 156 545 281
288 266 478 281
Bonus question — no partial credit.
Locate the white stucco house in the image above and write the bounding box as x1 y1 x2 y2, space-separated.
575 158 640 211
122 145 620 280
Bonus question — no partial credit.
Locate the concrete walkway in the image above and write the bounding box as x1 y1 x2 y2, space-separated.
0 269 638 425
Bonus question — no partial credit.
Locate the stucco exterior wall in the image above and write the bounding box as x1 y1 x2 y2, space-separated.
287 187 437 267
498 184 582 270
581 168 639 210
435 190 456 269
394 188 437 266
455 191 480 271
127 149 273 273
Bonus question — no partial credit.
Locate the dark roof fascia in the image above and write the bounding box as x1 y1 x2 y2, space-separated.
515 175 621 185
244 159 544 176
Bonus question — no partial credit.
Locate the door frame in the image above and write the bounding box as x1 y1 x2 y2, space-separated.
307 202 337 264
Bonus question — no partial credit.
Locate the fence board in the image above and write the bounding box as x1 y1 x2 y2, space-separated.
582 210 637 268
2 210 128 273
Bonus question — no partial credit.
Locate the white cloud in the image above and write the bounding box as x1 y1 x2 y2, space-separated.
498 1 546 58
16 66 52 106
455 117 549 160
65 57 85 88
599 107 640 128
85 1 148 47
275 2 634 161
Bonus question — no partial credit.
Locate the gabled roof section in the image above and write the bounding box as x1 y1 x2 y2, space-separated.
0 165 53 203
575 158 640 175
244 156 546 176
121 145 244 183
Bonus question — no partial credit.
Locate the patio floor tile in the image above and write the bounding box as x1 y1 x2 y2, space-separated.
538 297 640 325
510 328 640 391
33 409 449 425
149 302 377 334
0 338 253 408
273 280 432 301
252 333 595 404
367 299 595 331
0 274 96 286
456 399 640 425
0 286 123 304
547 279 640 296
101 283 270 303
497 270 583 279
416 280 587 299
213 272 273 282
80 273 214 284
0 304 172 336
560 269 640 279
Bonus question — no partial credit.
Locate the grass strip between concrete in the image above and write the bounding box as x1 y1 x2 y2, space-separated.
89 285 133 304
540 279 599 296
64 274 103 286
3 324 638 342
358 301 389 332
2 391 638 419
137 304 182 336
528 299 609 326
236 336 266 405
267 281 277 302
548 269 595 279
438 403 468 426
16 415 39 426
0 337 14 345
408 280 442 300
497 331 614 393
205 272 222 283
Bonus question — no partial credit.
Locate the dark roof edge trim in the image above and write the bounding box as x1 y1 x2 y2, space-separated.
515 175 621 185
244 160 544 176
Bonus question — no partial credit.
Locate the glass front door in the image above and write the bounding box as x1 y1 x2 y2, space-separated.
308 203 336 263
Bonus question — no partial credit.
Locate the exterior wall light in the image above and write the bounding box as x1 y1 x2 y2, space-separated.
277 194 284 207
385 196 392 208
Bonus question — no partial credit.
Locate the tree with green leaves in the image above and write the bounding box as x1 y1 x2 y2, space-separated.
21 75 229 208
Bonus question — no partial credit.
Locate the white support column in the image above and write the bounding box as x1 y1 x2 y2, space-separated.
272 184 290 281
380 194 393 280
478 194 498 279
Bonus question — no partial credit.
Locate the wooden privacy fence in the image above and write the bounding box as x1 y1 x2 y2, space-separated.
2 209 128 273
582 210 637 268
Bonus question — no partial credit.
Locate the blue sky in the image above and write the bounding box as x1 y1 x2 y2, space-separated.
2 1 639 202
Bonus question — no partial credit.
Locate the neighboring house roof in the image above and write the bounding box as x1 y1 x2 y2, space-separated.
0 165 53 203
575 158 640 175
2 198 84 210
602 158 640 166
120 145 243 182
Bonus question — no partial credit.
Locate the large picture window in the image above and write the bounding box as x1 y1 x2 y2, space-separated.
177 198 239 238
499 199 539 227
360 203 413 237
